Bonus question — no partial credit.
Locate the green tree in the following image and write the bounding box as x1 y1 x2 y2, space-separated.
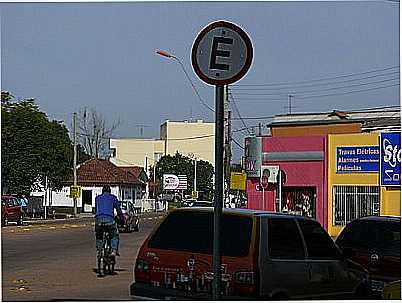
151 152 214 200
1 94 86 195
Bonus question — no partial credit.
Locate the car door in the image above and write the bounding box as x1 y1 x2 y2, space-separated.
297 219 356 299
258 217 310 299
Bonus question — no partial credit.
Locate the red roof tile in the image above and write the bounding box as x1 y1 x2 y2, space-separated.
66 158 143 186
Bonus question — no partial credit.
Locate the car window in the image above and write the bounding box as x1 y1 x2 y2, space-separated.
268 218 305 260
13 198 21 206
148 211 253 257
298 219 340 260
1 198 7 206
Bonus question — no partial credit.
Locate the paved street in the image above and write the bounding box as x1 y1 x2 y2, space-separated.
1 214 164 301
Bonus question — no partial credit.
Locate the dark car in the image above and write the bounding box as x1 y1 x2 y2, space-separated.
118 201 139 232
335 216 401 297
1 195 24 226
131 208 369 300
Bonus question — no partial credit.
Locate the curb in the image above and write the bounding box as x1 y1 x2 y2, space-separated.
23 212 166 226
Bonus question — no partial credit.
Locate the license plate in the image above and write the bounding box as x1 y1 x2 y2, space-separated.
371 280 385 292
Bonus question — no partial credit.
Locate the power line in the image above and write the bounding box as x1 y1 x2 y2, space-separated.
295 83 400 100
229 71 399 91
229 92 253 135
230 77 399 96
231 83 400 102
231 66 399 87
231 137 245 150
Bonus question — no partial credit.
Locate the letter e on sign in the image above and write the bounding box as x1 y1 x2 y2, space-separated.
192 20 253 86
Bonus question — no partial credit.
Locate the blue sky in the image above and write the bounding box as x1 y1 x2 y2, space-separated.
1 1 400 161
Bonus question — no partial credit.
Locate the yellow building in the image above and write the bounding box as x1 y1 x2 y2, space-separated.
328 133 401 237
109 120 215 168
109 138 165 167
160 120 215 164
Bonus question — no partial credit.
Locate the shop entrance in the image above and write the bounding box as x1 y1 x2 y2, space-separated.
277 187 316 218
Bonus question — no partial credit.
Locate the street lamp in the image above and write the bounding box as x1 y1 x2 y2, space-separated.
156 49 214 112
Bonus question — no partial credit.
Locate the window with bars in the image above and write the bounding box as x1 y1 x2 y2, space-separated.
333 186 380 226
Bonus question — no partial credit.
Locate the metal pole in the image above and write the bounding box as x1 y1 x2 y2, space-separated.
73 112 77 217
194 157 197 194
44 176 48 219
213 85 224 300
278 170 282 212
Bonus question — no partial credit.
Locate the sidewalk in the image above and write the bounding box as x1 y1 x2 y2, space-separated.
24 211 166 226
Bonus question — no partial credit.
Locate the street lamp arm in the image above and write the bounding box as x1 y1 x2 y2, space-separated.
156 49 214 113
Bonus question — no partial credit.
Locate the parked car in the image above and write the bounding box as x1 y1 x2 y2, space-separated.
131 208 369 300
335 216 401 297
1 195 24 226
182 199 214 207
117 201 139 232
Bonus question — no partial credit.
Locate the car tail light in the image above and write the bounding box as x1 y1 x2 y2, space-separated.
135 259 150 272
234 271 257 296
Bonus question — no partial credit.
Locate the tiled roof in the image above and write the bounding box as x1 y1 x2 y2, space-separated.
67 158 143 186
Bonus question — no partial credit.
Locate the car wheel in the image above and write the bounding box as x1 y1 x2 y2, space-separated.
2 216 8 226
17 215 23 226
134 221 139 232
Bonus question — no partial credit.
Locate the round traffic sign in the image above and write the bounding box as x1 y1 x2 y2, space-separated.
191 20 253 86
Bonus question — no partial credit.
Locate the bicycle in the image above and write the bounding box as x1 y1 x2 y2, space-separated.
97 226 116 277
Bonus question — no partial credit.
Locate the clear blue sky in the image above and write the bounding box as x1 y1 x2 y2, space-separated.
1 1 400 161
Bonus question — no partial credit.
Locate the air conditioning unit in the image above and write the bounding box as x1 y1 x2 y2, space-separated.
261 165 280 183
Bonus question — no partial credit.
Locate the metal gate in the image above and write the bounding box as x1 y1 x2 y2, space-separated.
333 185 380 226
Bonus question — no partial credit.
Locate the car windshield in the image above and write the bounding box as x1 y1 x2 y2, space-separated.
148 211 253 257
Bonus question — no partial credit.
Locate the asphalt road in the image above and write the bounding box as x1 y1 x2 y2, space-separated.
1 214 164 301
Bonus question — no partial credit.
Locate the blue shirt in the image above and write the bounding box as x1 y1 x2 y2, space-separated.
95 192 124 222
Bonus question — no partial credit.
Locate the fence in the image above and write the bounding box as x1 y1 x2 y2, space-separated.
134 199 167 213
333 185 380 226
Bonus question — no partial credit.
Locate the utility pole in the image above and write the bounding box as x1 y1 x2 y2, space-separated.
288 94 293 115
73 112 77 217
224 85 231 205
194 157 197 195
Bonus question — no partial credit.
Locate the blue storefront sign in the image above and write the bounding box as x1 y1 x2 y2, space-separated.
336 146 379 173
380 132 401 186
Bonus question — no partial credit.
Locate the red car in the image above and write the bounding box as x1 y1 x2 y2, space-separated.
1 195 24 226
336 216 401 297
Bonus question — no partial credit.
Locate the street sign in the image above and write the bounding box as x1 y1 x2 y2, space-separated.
380 132 401 186
163 174 180 190
230 172 246 191
70 185 81 198
191 20 253 86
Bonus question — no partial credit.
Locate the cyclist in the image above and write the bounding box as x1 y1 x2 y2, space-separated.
95 185 124 258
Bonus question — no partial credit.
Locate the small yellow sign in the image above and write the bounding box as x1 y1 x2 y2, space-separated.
230 172 247 191
70 186 81 198
192 190 198 199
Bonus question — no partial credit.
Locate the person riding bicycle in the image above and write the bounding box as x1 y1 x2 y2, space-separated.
95 185 124 258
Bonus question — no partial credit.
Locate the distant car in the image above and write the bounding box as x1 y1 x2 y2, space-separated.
182 200 214 207
118 201 139 232
131 208 370 300
335 216 401 297
1 195 24 226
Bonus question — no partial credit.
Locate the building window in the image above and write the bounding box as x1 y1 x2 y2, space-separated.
333 186 380 226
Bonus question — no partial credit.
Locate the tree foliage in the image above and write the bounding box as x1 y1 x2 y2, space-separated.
150 152 214 200
1 93 89 195
77 108 120 159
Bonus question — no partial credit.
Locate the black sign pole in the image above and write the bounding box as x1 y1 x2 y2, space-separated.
212 84 224 300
